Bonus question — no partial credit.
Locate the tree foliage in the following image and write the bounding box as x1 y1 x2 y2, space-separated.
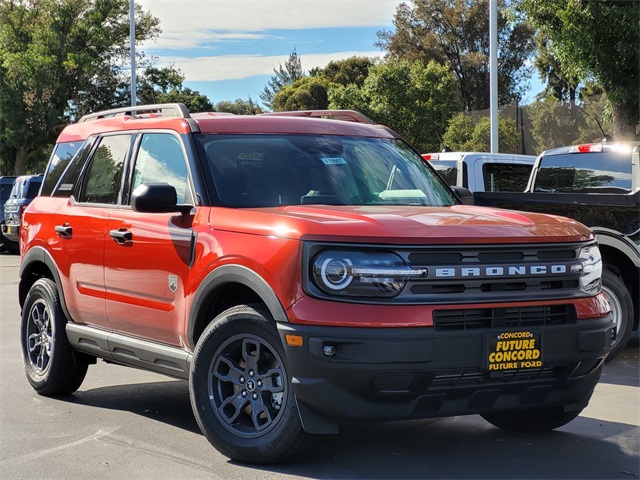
138 65 213 112
330 60 460 152
377 0 535 111
270 56 376 112
259 48 304 110
519 0 639 140
214 98 263 115
442 113 519 153
526 94 613 153
0 0 160 175
272 76 330 111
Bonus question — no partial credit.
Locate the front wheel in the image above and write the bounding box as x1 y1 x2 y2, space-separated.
21 278 88 395
602 269 634 362
481 406 582 432
189 305 308 464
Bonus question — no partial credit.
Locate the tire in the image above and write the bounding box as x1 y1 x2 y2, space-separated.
481 406 582 432
189 304 308 464
602 269 634 362
21 278 88 396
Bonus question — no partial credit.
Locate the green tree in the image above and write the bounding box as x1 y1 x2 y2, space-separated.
527 94 613 152
259 48 304 110
214 98 263 115
519 0 639 140
272 76 330 111
377 0 535 111
533 33 581 105
322 56 375 88
330 60 460 152
442 113 519 153
270 57 375 113
0 0 160 175
138 66 213 112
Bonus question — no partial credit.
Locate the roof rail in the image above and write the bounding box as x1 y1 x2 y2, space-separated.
260 109 375 125
78 103 191 123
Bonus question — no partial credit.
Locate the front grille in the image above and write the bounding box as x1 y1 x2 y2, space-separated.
433 304 577 330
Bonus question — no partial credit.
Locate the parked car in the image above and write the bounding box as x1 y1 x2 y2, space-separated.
0 176 17 251
18 104 612 464
473 141 639 360
1 174 43 253
422 152 536 192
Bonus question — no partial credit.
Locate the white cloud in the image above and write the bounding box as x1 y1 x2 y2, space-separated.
137 0 401 50
158 50 386 81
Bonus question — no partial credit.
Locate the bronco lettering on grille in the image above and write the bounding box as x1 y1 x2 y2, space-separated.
433 264 573 279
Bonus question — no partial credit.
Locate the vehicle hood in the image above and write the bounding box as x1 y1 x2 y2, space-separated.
208 205 593 244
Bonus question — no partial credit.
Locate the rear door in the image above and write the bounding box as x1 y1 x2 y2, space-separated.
53 133 133 328
104 132 195 346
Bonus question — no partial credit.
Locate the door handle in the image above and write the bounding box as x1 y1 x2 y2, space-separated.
109 228 132 245
55 225 72 238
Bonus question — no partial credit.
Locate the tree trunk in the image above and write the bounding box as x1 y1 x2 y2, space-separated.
611 103 639 141
14 146 31 175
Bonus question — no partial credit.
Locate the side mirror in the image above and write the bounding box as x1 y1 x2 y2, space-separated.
451 186 474 205
131 183 193 214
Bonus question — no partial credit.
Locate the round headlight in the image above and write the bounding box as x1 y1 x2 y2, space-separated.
311 250 426 298
320 257 353 290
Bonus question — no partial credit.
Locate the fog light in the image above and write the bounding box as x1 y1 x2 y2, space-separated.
323 345 336 357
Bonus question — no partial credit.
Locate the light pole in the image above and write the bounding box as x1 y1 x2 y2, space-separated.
489 0 498 153
130 0 136 106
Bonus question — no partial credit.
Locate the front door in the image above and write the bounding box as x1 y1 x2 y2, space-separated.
104 132 194 346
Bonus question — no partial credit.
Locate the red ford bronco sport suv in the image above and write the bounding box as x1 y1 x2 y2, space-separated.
19 104 613 464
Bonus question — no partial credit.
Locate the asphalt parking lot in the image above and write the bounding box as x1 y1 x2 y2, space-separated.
0 252 638 479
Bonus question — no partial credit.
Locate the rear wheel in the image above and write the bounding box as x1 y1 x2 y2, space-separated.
481 406 582 432
189 305 308 464
602 269 634 362
21 278 88 395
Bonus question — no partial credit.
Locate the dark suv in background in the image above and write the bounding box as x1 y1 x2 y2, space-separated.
1 175 17 253
1 174 43 253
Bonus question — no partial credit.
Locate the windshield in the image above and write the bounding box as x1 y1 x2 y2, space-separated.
533 151 632 193
197 134 456 207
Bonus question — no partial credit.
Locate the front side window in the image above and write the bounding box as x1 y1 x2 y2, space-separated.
78 135 132 204
131 133 190 204
197 134 455 207
534 152 632 193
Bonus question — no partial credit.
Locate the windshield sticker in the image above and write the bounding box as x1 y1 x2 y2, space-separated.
321 157 347 165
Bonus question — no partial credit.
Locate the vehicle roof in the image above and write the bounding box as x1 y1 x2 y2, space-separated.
542 141 640 156
56 111 399 143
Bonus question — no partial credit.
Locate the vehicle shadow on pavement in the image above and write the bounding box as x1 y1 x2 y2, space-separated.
66 376 638 479
67 379 201 435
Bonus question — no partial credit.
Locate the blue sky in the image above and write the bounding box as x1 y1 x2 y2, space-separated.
136 0 542 107
135 0 402 106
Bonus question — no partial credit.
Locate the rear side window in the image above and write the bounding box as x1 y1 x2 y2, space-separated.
78 135 132 204
534 152 632 193
41 141 84 196
483 163 532 192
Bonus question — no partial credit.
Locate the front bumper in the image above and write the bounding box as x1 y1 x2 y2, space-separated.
277 314 613 425
1 222 19 242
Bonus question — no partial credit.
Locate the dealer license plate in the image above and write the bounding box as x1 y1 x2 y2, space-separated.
487 331 542 371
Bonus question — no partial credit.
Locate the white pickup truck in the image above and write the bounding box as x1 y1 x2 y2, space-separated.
422 152 536 193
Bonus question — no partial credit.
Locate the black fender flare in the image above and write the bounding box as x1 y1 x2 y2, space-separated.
594 228 640 269
187 264 289 350
19 246 70 317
